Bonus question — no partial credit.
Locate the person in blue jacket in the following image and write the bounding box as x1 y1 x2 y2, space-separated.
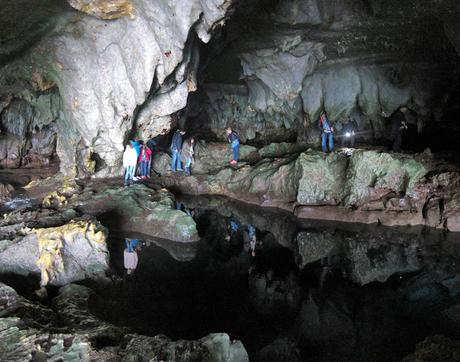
170 129 186 172
318 111 335 153
226 127 240 165
130 140 141 157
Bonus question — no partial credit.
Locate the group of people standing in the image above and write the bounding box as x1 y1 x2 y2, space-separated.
318 112 358 153
318 105 410 153
169 126 241 175
170 129 196 175
122 140 153 186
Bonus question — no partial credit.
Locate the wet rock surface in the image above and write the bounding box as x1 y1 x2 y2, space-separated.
72 183 199 242
0 178 198 289
123 333 249 362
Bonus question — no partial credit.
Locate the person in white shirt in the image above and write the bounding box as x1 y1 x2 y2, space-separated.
184 137 195 176
123 142 138 186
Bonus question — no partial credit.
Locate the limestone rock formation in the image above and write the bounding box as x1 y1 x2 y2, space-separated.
0 183 14 202
35 219 108 286
67 0 135 20
0 218 109 287
53 284 126 341
296 152 347 205
195 0 459 144
23 177 199 242
72 184 199 242
0 95 59 169
1 0 233 176
2 0 460 175
159 146 300 208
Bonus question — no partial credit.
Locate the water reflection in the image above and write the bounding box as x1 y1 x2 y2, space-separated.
93 195 460 362
1 194 32 212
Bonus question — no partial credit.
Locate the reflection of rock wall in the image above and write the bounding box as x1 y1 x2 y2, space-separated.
296 228 422 285
402 335 460 362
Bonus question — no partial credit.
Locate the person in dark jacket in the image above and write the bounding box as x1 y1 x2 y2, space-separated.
318 111 335 153
226 127 240 165
341 116 358 147
390 106 408 152
146 138 158 176
170 129 186 172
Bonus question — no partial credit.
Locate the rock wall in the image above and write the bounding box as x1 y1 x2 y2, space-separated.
0 93 59 168
0 218 109 287
0 0 233 176
195 0 459 144
1 0 460 175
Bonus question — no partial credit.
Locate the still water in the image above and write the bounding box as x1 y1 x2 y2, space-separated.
87 195 460 361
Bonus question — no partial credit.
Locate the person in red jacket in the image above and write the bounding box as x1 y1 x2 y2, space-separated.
138 142 153 179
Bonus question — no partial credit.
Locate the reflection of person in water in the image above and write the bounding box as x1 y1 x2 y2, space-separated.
176 201 195 217
249 235 257 257
225 218 240 242
124 238 140 275
246 224 257 257
245 224 257 258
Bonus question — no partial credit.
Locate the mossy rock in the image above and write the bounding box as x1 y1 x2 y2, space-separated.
344 150 427 206
296 151 348 205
